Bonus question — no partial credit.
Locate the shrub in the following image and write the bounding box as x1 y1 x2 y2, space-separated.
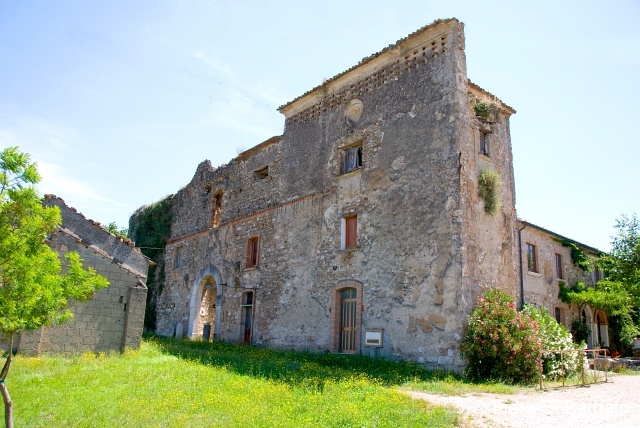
478 169 502 215
522 305 582 379
461 289 541 384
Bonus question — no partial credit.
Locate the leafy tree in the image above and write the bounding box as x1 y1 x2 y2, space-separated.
559 214 640 353
601 214 640 303
105 222 129 239
0 147 108 428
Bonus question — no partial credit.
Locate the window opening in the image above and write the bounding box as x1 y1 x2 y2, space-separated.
242 291 254 345
246 237 260 268
342 146 362 173
526 243 538 272
211 191 223 228
339 288 357 353
342 215 357 249
593 267 603 284
479 132 489 157
253 165 269 179
175 246 183 268
555 253 563 279
554 307 565 325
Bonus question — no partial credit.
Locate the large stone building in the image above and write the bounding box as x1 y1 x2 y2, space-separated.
136 18 525 370
14 195 152 355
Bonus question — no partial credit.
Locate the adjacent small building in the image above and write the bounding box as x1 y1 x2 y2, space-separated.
519 220 607 349
14 195 152 355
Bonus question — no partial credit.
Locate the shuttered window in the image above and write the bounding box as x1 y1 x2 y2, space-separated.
342 146 362 173
246 237 260 268
345 215 357 249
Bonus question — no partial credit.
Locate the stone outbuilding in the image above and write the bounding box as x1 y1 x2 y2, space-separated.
14 195 152 355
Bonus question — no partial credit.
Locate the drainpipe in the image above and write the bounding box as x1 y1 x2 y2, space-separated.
517 222 527 309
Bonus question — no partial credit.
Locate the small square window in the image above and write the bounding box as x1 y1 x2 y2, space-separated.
555 253 563 279
342 215 357 249
526 243 538 272
246 237 260 268
342 146 362 174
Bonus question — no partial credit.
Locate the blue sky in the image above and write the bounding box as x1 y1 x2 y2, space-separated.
1 0 638 251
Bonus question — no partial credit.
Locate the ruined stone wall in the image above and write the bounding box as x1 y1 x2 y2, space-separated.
17 229 147 355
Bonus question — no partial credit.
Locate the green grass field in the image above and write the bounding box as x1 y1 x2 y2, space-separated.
6 336 515 427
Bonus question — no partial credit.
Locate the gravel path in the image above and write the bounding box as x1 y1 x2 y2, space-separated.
408 374 640 428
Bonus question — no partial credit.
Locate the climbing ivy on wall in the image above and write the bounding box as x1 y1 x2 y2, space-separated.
477 169 502 216
129 195 174 331
553 238 590 271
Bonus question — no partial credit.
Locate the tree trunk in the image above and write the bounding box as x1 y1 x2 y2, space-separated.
0 334 14 428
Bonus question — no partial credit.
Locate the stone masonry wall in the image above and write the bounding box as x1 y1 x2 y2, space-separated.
17 228 148 355
520 224 599 328
151 19 519 370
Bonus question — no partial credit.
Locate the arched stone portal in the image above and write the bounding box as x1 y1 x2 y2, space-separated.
188 265 224 339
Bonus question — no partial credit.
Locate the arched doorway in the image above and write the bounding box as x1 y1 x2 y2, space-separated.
188 265 224 339
581 307 593 348
594 310 609 348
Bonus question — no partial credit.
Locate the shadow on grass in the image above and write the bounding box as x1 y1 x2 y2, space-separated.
144 334 459 390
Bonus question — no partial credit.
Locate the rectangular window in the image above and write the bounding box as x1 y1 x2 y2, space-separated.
175 246 183 268
342 215 357 249
555 253 563 279
526 243 538 272
479 132 489 157
554 307 565 325
246 237 259 268
342 146 362 174
593 266 603 284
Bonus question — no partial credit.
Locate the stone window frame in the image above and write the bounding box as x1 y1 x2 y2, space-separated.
526 243 538 273
245 236 260 269
329 280 363 354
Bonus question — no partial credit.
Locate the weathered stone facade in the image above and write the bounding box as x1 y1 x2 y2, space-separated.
14 195 151 355
139 19 523 370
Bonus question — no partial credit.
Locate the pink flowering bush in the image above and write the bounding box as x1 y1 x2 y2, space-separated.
461 289 542 384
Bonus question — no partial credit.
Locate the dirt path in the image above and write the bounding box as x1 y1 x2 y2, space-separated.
408 374 640 428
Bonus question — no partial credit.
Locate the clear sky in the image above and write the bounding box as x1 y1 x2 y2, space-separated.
1 0 638 251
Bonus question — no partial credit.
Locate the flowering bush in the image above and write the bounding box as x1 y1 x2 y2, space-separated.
461 289 542 384
522 305 582 379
